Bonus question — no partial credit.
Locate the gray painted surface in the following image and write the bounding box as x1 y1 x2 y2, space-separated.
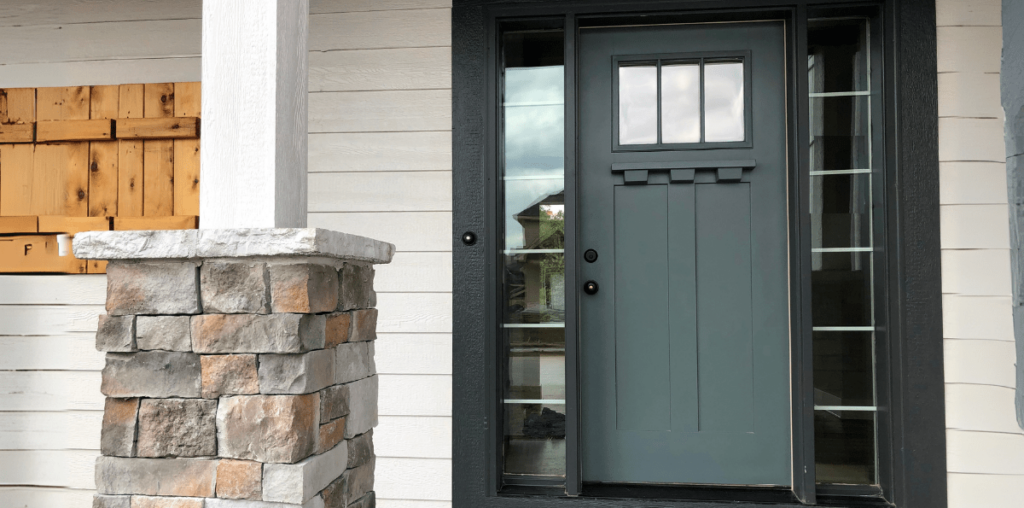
1001 0 1024 430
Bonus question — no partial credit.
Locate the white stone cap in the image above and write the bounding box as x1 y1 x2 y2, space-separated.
73 228 395 264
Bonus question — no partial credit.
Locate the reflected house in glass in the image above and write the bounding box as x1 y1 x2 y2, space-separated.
507 191 566 325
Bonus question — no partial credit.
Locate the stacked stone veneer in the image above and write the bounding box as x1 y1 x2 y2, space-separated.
75 229 395 508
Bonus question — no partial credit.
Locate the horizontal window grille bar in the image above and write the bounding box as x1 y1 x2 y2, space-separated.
503 175 564 181
502 323 566 328
812 326 875 332
809 169 872 176
814 405 877 412
503 249 565 254
503 101 564 107
812 247 873 253
809 91 871 97
503 399 567 404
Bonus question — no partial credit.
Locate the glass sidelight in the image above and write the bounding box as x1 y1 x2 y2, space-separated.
500 30 567 479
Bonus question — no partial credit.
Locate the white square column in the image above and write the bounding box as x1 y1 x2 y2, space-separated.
200 0 309 229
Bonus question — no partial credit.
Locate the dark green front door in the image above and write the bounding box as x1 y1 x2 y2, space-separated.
579 21 791 486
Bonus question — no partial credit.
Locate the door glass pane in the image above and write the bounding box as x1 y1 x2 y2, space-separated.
814 410 876 484
661 63 701 143
618 65 658 144
809 96 870 172
704 61 745 142
502 29 566 480
810 173 872 249
808 20 869 93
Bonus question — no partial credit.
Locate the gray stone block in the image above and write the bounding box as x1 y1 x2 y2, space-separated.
334 342 373 385
269 263 339 314
217 394 320 463
347 492 375 508
201 261 271 314
137 398 218 458
262 439 348 504
347 430 374 470
96 315 136 352
205 496 325 508
319 384 350 424
131 496 205 508
101 351 201 398
259 349 336 394
136 316 191 351
93 494 131 508
338 263 376 311
192 314 326 353
105 262 201 316
202 354 260 398
94 456 218 497
343 376 378 439
348 309 377 343
342 457 375 507
101 398 139 457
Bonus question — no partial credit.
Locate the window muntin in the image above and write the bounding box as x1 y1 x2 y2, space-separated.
501 30 567 479
808 17 879 486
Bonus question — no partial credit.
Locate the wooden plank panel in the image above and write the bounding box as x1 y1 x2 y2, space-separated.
87 260 108 274
117 140 143 217
0 449 97 489
0 234 83 274
0 305 104 335
937 26 1003 73
30 144 79 215
118 84 144 119
375 416 452 459
941 249 1012 296
0 88 35 123
144 83 174 118
0 371 102 411
374 457 452 501
376 334 452 375
307 212 452 251
142 140 173 216
114 216 197 231
117 117 199 139
940 204 1011 249
0 275 106 305
309 171 451 212
0 410 102 450
173 139 200 216
174 82 201 117
0 58 201 90
309 132 451 173
948 473 1024 508
946 429 1024 475
945 384 1023 434
38 216 110 235
944 339 1018 388
309 47 451 92
89 141 118 217
375 252 452 292
0 20 200 66
89 85 119 120
942 295 1015 341
310 0 452 15
36 87 90 121
939 117 1006 162
0 487 95 507
0 123 34 143
36 119 114 142
940 162 1008 205
309 90 451 133
376 293 452 334
309 9 450 51
0 144 34 215
64 143 89 216
0 216 37 233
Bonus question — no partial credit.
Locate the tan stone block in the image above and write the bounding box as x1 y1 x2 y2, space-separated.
191 314 325 353
101 398 139 457
215 459 262 500
269 263 339 314
201 354 259 398
130 496 204 508
217 394 319 463
319 384 350 424
324 312 351 348
349 309 377 342
318 417 346 455
105 262 201 316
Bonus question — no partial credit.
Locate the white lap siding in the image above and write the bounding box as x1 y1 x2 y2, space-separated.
937 0 1024 506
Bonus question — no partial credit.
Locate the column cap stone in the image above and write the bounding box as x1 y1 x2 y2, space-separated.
74 228 395 264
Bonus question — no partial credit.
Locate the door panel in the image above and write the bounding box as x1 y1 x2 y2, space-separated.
579 21 791 486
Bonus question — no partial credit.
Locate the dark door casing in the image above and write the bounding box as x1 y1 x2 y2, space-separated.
579 21 791 486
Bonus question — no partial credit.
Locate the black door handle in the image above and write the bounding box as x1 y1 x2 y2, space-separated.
583 280 599 295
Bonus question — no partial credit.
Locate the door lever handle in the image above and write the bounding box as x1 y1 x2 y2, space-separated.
583 280 599 295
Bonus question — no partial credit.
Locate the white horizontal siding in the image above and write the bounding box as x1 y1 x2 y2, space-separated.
0 411 103 451
309 132 452 173
0 487 94 508
937 2 1022 507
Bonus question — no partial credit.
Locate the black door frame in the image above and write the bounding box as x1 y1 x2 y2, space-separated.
452 1 945 507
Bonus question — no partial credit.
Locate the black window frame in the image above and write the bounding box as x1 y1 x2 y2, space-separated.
452 1 946 507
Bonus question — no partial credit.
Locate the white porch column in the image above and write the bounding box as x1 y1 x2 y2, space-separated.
200 0 309 229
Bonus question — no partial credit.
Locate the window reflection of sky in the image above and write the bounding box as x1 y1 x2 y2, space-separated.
661 64 701 143
704 62 745 142
618 66 658 144
504 66 565 249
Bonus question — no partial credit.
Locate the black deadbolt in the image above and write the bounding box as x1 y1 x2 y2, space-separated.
583 280 599 295
461 231 477 246
584 249 599 263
